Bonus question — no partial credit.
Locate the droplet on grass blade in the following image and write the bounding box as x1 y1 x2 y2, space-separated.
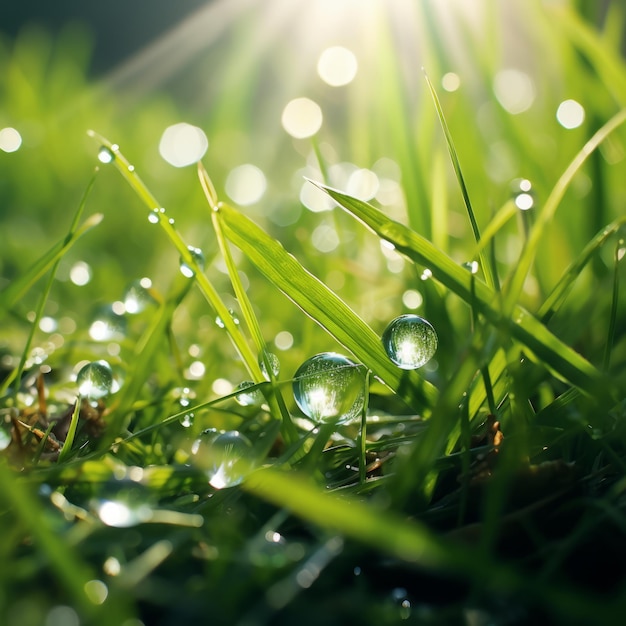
382 315 438 370
76 360 113 400
97 146 115 164
123 278 154 314
179 246 205 278
292 352 366 424
191 430 254 489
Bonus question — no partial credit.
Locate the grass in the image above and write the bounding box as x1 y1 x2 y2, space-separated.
2 2 626 624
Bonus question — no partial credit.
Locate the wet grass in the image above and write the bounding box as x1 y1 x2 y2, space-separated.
2 3 626 625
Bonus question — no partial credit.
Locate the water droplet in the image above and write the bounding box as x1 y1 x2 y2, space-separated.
234 381 264 406
123 278 154 314
462 260 479 274
148 209 160 224
260 352 280 380
89 306 126 341
511 178 535 210
97 146 114 164
179 246 205 278
292 352 366 424
382 315 438 370
76 360 113 400
215 309 239 329
93 479 153 527
179 412 195 428
191 430 253 489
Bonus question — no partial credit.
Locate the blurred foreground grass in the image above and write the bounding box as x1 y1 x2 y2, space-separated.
2 2 626 624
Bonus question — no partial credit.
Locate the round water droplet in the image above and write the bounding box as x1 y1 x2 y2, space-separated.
462 261 479 274
179 412 195 428
89 306 126 341
191 430 253 489
259 352 280 380
382 315 438 370
179 246 205 278
97 146 114 164
123 279 154 314
77 360 114 400
234 381 264 406
292 352 366 424
215 309 239 329
148 210 160 224
93 479 152 527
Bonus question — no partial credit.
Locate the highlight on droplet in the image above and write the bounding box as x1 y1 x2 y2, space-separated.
281 98 323 139
556 99 585 129
159 122 208 167
317 46 358 87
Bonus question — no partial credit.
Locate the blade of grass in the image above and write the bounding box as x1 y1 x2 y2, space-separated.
312 182 613 401
57 399 81 463
214 201 438 412
198 162 298 443
0 170 101 397
604 238 622 372
86 130 264 386
503 108 626 312
538 217 626 322
424 71 497 290
243 467 618 623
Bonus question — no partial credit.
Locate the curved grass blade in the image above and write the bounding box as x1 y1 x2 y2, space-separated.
214 202 438 412
312 182 612 400
503 108 626 312
424 71 497 290
538 217 626 323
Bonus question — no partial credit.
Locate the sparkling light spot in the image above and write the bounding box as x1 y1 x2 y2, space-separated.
317 46 358 86
402 289 423 309
556 99 585 129
0 127 22 152
311 224 339 253
442 72 461 92
515 193 534 210
493 69 535 114
225 164 267 205
274 330 294 351
282 98 323 139
159 122 208 167
69 261 92 286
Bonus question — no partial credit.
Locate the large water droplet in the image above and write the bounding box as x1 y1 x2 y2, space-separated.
191 430 253 489
89 306 126 341
382 315 438 369
292 352 366 424
179 246 205 278
97 146 114 164
77 360 114 400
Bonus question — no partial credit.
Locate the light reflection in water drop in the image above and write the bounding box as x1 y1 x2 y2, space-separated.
292 352 366 424
382 315 438 370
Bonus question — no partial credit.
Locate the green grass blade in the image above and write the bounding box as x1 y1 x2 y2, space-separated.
538 217 626 322
214 202 438 412
424 71 497 290
313 182 612 400
0 212 103 316
504 108 626 312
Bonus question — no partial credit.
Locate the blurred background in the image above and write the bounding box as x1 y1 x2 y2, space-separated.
1 0 624 392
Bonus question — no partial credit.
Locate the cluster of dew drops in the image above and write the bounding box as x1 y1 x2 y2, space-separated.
94 143 438 490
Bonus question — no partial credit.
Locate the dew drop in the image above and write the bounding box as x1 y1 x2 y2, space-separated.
97 146 114 164
215 309 239 329
148 209 160 224
511 178 535 210
260 352 280 380
234 381 264 406
123 278 154 314
89 307 126 341
93 479 153 527
292 352 366 424
191 430 254 489
76 360 114 400
382 315 438 370
179 412 195 428
462 261 479 274
179 246 205 278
